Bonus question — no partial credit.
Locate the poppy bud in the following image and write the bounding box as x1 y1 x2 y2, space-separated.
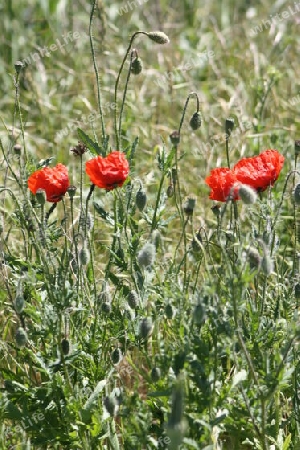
135 188 147 211
151 229 161 249
67 185 77 199
146 31 170 45
261 254 274 275
170 131 180 145
139 317 153 340
225 117 235 138
61 338 70 355
14 61 24 74
15 327 28 348
102 302 112 314
248 247 261 269
79 243 90 266
294 184 300 205
151 367 161 382
104 395 117 416
137 242 156 268
127 290 139 309
111 348 122 364
193 302 206 325
295 283 300 299
295 140 300 157
35 188 46 206
211 205 221 217
131 56 143 75
14 281 25 314
13 144 22 156
238 184 257 205
183 195 197 217
167 184 174 198
189 112 201 130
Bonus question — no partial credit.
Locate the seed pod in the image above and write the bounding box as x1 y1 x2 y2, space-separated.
151 367 161 382
15 327 28 348
135 189 147 211
61 338 70 355
111 348 122 365
139 317 153 340
189 112 201 130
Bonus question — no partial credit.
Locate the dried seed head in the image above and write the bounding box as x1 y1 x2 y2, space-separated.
294 184 300 205
70 141 87 156
139 317 153 340
135 188 147 211
238 184 257 205
15 327 28 348
131 56 143 75
189 112 202 130
15 61 24 74
146 31 170 45
137 242 156 268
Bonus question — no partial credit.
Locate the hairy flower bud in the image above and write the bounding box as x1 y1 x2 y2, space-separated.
131 56 143 75
169 131 180 145
151 367 161 382
238 184 257 205
295 140 300 157
104 395 117 416
79 243 90 266
225 117 235 138
167 184 174 198
67 185 77 199
261 254 274 276
139 317 153 340
61 338 70 355
127 290 139 309
189 112 201 130
111 348 122 365
14 281 25 315
183 195 197 217
135 188 147 211
147 31 169 45
16 327 28 348
137 242 156 268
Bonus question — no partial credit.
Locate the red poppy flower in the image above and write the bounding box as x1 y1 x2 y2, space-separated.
205 168 239 202
28 163 70 203
233 149 284 192
85 151 129 190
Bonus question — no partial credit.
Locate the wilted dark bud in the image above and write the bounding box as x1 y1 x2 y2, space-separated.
35 188 46 206
111 348 122 365
147 31 170 45
139 317 153 340
137 242 156 268
294 184 300 206
67 185 77 199
127 290 139 309
61 338 70 355
70 141 87 156
135 188 147 211
225 117 235 139
131 56 143 75
170 131 180 145
15 327 28 348
238 184 257 205
183 195 197 217
151 367 161 382
189 112 201 130
15 61 24 74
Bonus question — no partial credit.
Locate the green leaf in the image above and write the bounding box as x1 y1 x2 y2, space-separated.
283 433 291 450
94 202 115 226
77 128 104 156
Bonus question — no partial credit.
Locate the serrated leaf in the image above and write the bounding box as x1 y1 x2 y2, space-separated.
283 433 291 450
5 402 23 420
77 128 104 156
94 202 115 226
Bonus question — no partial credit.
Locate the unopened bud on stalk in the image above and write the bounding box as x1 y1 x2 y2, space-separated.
183 195 197 217
61 338 70 355
67 185 77 199
146 31 170 45
167 184 174 198
151 367 161 382
35 188 46 206
295 283 300 299
238 184 257 205
261 253 274 276
137 242 156 268
189 112 202 130
131 56 143 75
14 281 25 314
14 61 24 74
13 144 22 156
79 243 90 266
135 188 147 211
151 229 161 249
294 183 300 205
165 303 175 319
111 348 122 364
139 317 153 340
104 395 117 417
225 117 235 139
169 131 180 145
127 290 139 309
248 247 261 269
15 327 28 348
211 205 221 217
